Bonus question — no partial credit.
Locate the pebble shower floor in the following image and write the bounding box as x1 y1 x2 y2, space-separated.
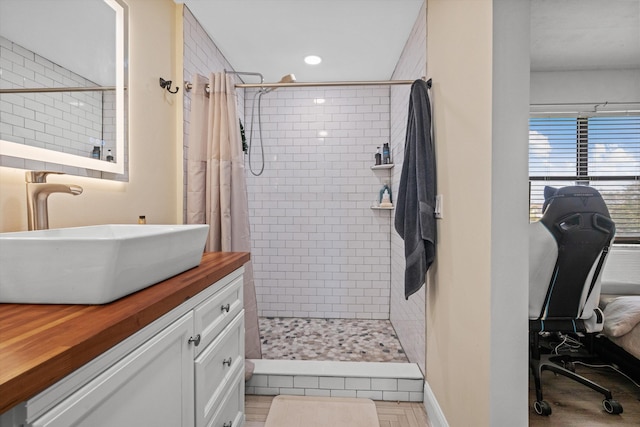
259 317 409 363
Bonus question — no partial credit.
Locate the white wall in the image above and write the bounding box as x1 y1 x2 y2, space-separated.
389 1 427 375
0 0 182 232
245 86 393 319
489 1 530 425
425 1 530 425
531 69 640 105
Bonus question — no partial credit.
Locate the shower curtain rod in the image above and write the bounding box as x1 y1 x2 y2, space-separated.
0 86 117 94
237 78 430 89
184 77 430 92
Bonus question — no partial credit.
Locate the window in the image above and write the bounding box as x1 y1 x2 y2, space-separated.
529 115 640 241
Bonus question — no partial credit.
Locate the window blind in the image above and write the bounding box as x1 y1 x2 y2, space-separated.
529 115 640 240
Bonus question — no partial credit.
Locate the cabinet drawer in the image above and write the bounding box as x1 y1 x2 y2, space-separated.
195 312 244 427
207 368 244 427
194 274 243 355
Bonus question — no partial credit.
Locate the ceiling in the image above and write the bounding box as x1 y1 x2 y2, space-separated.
1 0 637 88
530 0 640 72
181 0 425 83
183 0 639 84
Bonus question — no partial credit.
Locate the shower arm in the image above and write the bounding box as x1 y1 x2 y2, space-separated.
223 70 264 84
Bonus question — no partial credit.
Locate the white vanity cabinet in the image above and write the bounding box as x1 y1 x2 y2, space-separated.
0 267 246 427
31 313 195 427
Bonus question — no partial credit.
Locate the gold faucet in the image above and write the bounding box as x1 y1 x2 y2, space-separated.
26 171 83 230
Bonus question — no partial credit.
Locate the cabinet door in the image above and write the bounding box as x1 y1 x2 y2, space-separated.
31 313 195 427
194 311 244 427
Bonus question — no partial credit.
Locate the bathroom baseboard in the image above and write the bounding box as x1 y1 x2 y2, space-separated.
423 381 449 427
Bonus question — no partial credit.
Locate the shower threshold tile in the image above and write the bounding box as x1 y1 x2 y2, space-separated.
259 317 409 363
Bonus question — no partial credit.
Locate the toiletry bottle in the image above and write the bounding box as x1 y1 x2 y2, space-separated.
375 147 382 166
91 146 101 159
138 215 146 224
379 182 392 204
380 189 393 207
106 149 114 162
382 143 391 164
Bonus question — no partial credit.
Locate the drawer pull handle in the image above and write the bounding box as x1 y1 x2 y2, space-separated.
188 334 201 346
223 422 233 427
222 357 233 367
221 303 230 313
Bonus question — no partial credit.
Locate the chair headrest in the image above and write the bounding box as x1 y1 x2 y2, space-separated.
541 186 615 239
542 185 611 218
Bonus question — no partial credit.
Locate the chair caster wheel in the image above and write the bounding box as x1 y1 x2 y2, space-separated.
534 400 552 416
603 399 623 414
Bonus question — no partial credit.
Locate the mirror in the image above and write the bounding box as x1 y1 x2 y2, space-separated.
0 0 128 179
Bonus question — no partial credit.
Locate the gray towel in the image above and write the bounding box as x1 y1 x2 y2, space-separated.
395 79 436 299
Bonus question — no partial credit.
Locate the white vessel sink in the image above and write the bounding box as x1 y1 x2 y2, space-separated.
0 224 209 304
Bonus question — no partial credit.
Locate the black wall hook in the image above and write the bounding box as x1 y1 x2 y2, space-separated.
159 77 179 94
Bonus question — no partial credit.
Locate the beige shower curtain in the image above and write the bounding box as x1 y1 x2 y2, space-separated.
187 72 262 365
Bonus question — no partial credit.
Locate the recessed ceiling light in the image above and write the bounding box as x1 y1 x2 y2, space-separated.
304 55 322 65
313 98 325 104
318 130 328 137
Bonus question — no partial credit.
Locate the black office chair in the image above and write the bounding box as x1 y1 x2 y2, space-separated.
529 185 622 416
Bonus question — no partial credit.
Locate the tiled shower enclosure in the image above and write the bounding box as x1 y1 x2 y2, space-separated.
245 85 393 320
183 2 427 371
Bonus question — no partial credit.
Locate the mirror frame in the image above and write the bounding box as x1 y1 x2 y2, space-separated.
0 0 128 176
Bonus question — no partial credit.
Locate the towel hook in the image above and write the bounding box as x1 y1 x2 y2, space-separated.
159 77 179 94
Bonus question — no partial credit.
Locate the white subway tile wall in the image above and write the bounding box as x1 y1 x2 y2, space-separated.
245 86 393 319
390 2 427 375
0 36 114 176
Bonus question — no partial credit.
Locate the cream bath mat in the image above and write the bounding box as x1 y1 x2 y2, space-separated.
264 395 379 427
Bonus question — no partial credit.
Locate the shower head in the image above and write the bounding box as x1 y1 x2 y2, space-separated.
278 74 296 84
262 74 297 93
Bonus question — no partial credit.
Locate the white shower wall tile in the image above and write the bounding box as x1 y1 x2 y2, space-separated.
245 360 424 402
389 1 427 376
246 86 392 319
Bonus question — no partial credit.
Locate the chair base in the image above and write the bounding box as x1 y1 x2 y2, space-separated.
530 333 623 416
593 334 640 384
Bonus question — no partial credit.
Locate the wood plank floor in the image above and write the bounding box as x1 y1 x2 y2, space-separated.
529 366 640 426
245 395 431 427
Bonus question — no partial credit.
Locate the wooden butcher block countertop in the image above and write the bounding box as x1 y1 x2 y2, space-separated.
0 251 250 414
